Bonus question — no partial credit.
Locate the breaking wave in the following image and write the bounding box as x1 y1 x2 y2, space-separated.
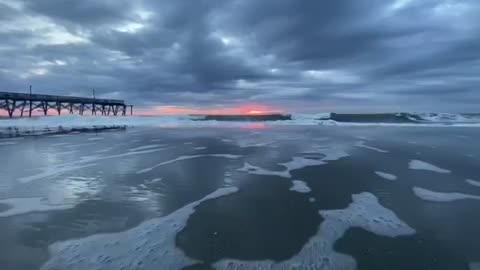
321 112 480 124
1 112 480 137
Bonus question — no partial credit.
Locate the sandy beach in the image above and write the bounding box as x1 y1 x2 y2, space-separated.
0 124 479 269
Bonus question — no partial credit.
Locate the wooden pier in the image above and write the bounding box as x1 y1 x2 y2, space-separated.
0 90 133 117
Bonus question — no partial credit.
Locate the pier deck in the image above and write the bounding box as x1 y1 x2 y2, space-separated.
0 91 133 117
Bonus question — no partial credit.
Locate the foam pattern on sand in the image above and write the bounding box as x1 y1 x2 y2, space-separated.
128 144 166 152
234 137 277 148
289 180 311 193
413 187 480 202
238 146 349 178
0 197 74 217
237 162 291 178
375 171 398 181
470 262 480 270
213 192 415 270
466 179 480 188
87 137 104 141
409 160 451 173
136 154 242 174
18 148 166 183
17 163 98 184
41 187 239 270
279 157 327 175
355 141 389 153
94 146 115 153
145 178 163 185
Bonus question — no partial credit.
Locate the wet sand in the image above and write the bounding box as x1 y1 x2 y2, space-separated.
0 125 479 270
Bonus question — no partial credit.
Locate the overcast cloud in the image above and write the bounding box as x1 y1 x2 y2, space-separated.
0 0 479 112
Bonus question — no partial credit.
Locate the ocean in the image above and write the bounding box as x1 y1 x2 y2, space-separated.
0 114 479 270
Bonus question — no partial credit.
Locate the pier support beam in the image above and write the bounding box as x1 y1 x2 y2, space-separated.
28 85 33 117
7 100 16 117
56 101 61 115
20 101 26 117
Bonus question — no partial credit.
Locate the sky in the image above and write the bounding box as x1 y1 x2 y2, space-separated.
0 0 479 114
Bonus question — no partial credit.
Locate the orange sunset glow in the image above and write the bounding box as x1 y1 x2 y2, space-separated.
136 105 284 116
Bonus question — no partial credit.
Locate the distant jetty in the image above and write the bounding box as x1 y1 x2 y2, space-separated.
193 114 292 121
327 113 422 123
0 90 133 117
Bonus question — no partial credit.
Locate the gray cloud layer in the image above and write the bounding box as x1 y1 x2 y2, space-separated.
1 0 479 112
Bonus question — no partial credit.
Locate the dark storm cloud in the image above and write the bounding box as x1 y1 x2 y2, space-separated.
22 0 135 25
0 0 479 112
226 0 392 63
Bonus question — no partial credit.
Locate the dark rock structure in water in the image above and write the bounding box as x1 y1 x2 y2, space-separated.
326 113 423 123
194 114 292 121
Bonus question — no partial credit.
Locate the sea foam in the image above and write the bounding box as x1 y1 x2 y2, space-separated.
41 187 239 270
0 197 73 217
213 192 415 270
289 180 311 193
375 171 398 181
466 179 480 188
409 160 451 174
136 154 242 174
413 187 480 202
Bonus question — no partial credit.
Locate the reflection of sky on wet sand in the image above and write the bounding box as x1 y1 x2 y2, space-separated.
0 126 480 269
1 126 357 219
48 176 104 203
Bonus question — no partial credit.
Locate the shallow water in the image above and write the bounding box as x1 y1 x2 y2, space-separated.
0 126 479 270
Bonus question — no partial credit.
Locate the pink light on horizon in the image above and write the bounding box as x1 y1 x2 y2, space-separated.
136 104 285 116
1 104 285 117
